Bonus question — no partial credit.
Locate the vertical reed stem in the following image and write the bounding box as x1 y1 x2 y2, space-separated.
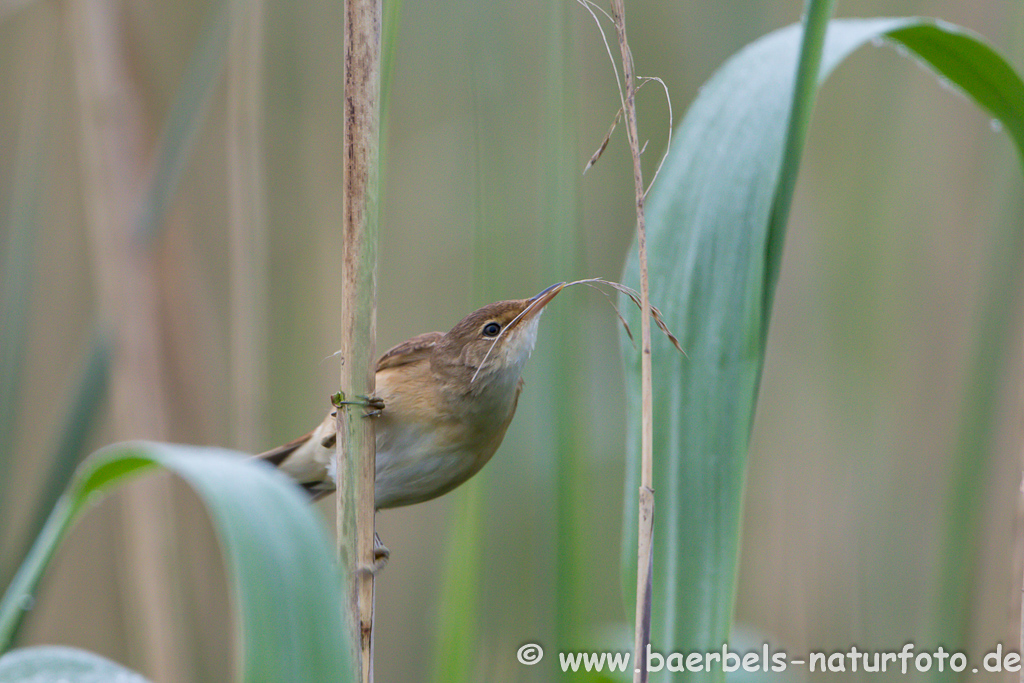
606 1 655 681
337 0 381 680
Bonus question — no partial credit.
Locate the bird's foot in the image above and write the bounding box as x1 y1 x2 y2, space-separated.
361 395 385 418
356 532 391 577
330 392 385 417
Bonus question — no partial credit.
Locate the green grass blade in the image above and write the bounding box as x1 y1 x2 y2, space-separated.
135 0 234 246
429 485 481 683
0 29 53 571
932 192 1024 682
0 646 152 683
0 442 353 681
380 0 402 137
378 0 401 215
762 0 836 320
620 15 1024 683
873 21 1024 679
541 0 583 654
0 172 35 563
8 333 111 587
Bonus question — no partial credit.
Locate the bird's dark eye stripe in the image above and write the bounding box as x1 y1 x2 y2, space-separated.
482 322 501 337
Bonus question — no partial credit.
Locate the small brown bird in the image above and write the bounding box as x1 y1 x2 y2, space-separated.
257 283 564 509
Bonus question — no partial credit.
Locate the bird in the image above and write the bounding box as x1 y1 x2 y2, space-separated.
256 283 564 510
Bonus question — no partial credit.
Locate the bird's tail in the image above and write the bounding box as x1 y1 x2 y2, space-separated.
255 431 313 466
254 414 337 500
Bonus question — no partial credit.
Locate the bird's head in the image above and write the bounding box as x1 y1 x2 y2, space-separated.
434 283 565 394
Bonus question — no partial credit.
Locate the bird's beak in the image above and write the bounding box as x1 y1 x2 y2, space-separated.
531 281 565 306
513 282 565 326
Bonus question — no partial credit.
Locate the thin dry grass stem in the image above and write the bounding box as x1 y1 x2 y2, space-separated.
638 76 671 197
563 278 684 354
583 107 622 174
578 281 635 342
584 79 672 183
603 0 656 681
338 0 382 680
575 0 623 105
576 1 673 199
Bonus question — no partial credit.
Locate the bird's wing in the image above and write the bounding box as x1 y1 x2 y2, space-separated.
376 331 443 371
256 430 313 467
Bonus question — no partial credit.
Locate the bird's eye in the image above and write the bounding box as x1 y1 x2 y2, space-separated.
482 322 501 337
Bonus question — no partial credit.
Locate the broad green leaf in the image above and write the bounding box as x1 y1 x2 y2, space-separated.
0 442 353 682
620 15 1024 683
0 646 152 683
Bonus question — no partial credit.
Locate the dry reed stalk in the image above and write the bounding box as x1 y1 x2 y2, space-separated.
604 1 656 681
337 0 381 680
66 0 187 680
228 0 267 452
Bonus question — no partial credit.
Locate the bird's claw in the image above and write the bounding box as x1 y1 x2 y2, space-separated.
360 395 385 418
330 391 385 417
356 533 390 577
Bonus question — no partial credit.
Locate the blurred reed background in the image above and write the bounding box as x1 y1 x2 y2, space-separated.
0 0 1021 682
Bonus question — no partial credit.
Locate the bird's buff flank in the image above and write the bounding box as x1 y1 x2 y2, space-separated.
257 282 565 509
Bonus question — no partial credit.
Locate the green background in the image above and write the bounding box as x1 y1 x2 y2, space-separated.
0 0 1021 681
